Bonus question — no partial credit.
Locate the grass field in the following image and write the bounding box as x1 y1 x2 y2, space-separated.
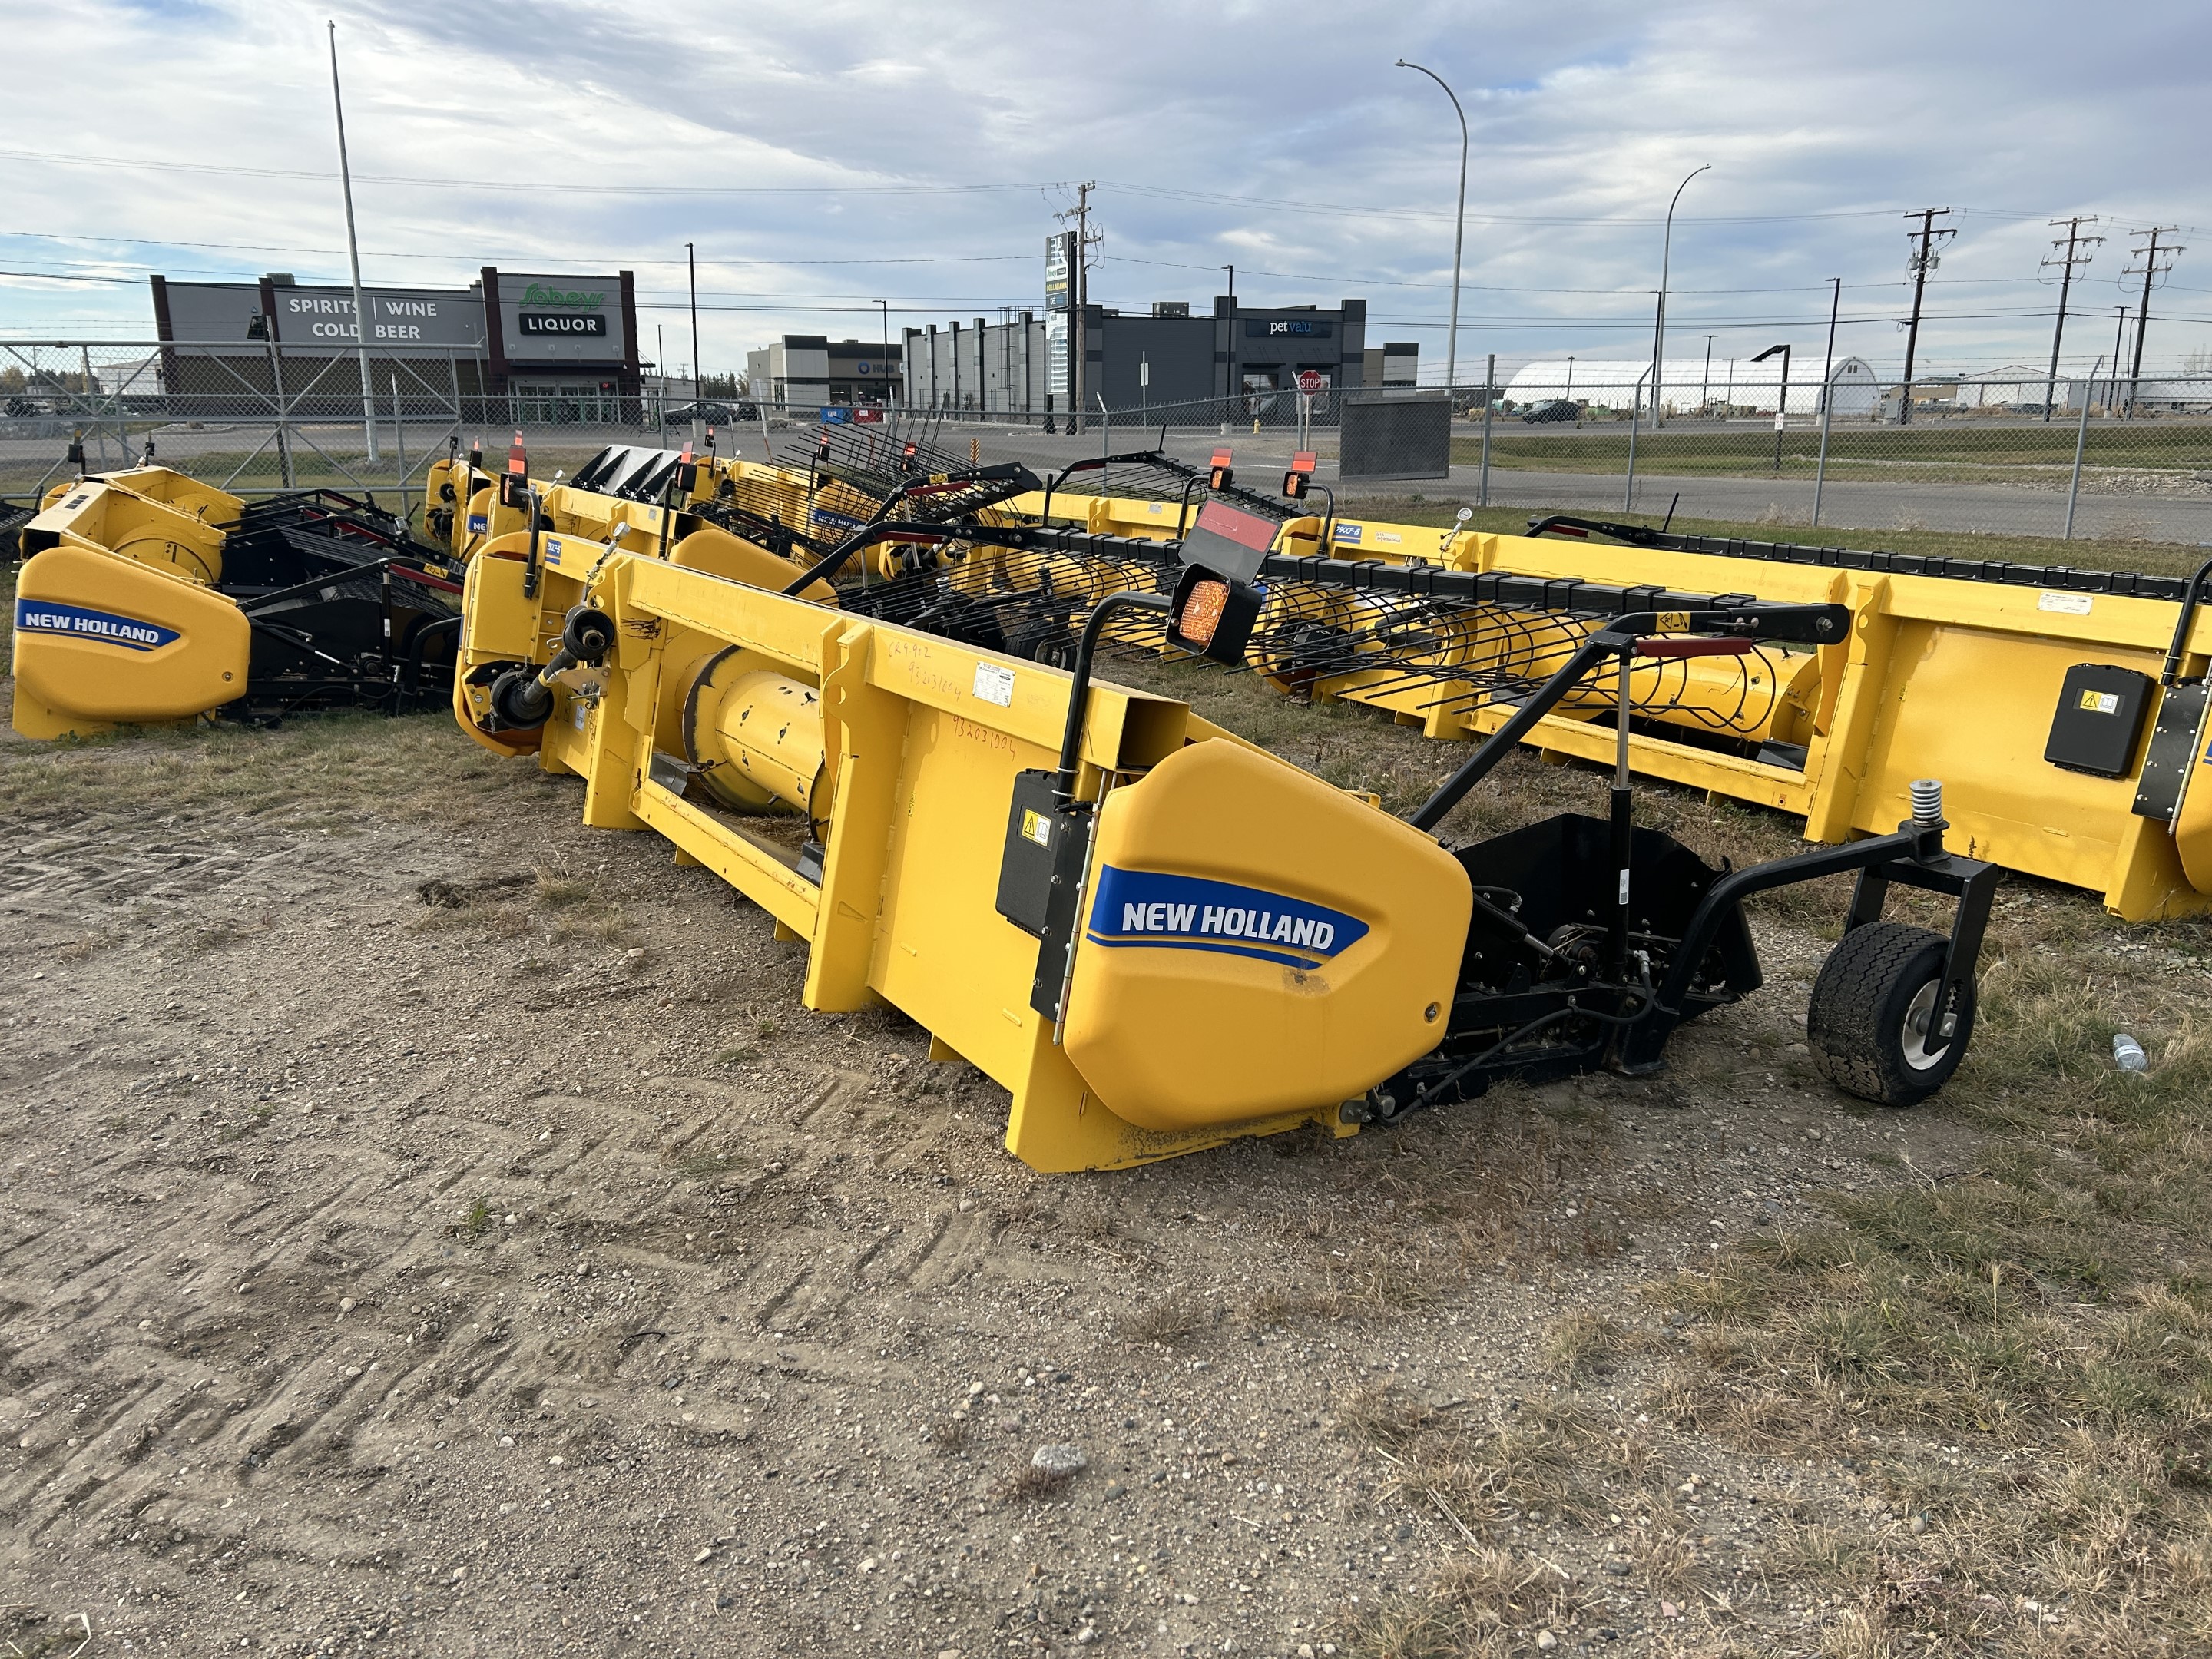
1449 421 2212 483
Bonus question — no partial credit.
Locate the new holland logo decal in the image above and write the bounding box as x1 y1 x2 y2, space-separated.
1084 868 1369 970
14 598 180 652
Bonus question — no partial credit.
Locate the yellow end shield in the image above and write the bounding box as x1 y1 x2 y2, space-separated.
12 544 250 738
1061 741 1472 1131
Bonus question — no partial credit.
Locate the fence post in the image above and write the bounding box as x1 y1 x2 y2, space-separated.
1624 370 1645 513
1479 356 1494 508
266 339 295 489
1812 369 1836 527
391 372 409 526
2063 356 2100 541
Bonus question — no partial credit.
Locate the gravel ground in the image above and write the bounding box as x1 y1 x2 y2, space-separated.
0 707 1995 1659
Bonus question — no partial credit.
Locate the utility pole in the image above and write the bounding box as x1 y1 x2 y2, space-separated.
2040 214 2102 422
1897 207 1953 427
1056 183 1098 434
327 21 379 464
687 241 702 445
2124 226 2183 416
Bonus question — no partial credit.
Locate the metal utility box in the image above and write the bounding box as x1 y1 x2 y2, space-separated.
2045 662 2155 777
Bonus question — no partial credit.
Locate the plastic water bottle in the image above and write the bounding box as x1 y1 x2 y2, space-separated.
2112 1033 2149 1074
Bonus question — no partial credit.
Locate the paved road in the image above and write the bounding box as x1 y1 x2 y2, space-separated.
8 417 2210 548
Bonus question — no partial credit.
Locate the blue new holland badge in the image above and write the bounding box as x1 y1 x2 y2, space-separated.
1084 867 1368 970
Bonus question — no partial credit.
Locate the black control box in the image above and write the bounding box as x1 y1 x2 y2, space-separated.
2045 662 2154 778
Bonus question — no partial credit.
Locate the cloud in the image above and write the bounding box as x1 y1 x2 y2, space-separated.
4 0 2208 376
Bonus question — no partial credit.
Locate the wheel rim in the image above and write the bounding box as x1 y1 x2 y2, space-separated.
1901 979 1952 1070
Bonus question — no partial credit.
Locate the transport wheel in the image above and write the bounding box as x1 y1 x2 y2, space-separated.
1806 922 1974 1107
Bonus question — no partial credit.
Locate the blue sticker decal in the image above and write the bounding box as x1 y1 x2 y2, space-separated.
1333 522 1363 544
1084 867 1369 970
466 513 489 534
810 507 863 534
544 537 564 565
14 599 180 652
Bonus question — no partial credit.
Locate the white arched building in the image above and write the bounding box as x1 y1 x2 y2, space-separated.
1502 355 1878 417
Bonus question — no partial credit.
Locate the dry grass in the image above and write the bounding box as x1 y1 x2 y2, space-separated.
1357 1548 1586 1658
1114 1290 1211 1347
0 700 555 830
1614 884 2212 1650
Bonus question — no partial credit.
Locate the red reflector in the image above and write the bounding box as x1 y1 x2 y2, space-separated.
1291 451 1316 474
679 443 694 462
507 432 527 472
1210 449 1233 469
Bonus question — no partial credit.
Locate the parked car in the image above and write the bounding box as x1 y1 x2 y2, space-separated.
665 400 757 426
1521 399 1583 425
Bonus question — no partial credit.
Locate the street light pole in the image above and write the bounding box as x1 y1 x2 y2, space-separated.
878 300 889 408
1394 60 1468 397
326 21 379 465
1651 164 1710 429
1753 342 1792 474
1813 279 1841 525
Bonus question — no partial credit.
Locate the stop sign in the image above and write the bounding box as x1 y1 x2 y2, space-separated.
1296 370 1326 395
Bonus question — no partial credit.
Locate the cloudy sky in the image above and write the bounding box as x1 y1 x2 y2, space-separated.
5 0 2210 383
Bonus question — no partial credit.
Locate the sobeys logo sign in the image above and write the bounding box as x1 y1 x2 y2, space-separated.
520 283 604 309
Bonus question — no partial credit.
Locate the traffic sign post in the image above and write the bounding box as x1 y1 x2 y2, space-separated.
1295 371 1325 449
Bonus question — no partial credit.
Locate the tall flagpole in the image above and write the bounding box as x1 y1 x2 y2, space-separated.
328 20 379 463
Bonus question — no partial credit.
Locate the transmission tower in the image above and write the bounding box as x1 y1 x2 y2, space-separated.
2039 215 2103 422
2122 226 2184 414
1898 207 1954 426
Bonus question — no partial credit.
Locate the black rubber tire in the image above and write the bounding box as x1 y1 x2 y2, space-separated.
1806 922 1975 1107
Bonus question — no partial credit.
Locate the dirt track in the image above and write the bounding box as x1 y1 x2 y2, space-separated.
0 697 1992 1659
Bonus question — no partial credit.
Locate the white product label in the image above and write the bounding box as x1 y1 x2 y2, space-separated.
1376 531 1402 545
2038 591 2094 615
571 699 590 731
972 661 1015 707
1618 869 1631 904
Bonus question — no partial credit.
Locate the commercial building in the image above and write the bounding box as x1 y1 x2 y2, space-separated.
147 268 642 420
900 296 1409 423
744 336 902 409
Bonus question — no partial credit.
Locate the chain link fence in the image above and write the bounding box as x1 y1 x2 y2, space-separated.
0 339 827 527
8 339 2210 550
